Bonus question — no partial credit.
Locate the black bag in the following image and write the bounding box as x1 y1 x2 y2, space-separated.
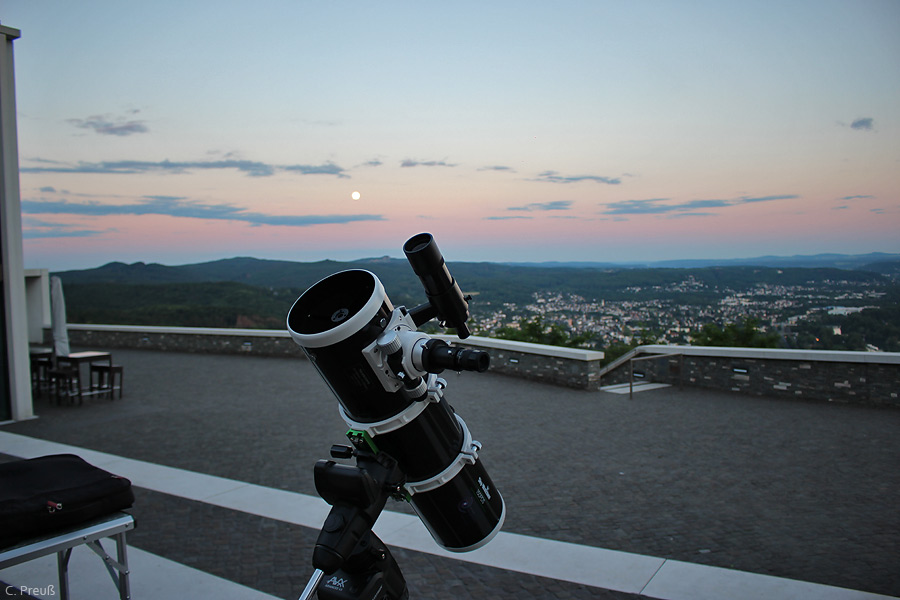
0 454 135 548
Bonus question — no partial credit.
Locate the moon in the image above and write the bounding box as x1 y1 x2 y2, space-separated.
351 191 361 200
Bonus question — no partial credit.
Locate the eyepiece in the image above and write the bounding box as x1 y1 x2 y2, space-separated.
420 339 490 374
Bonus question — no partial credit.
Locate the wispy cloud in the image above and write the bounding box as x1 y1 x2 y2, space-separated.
740 195 798 204
602 198 680 215
840 195 874 201
509 200 573 212
24 228 109 239
67 111 148 136
22 217 110 239
533 171 621 185
850 117 874 131
484 215 533 221
400 159 457 168
601 195 798 216
21 197 383 228
478 165 515 172
281 163 348 176
21 158 347 178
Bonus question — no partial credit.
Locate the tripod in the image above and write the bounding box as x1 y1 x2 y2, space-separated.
298 433 410 600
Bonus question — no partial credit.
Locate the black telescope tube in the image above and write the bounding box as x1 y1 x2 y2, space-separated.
404 233 471 338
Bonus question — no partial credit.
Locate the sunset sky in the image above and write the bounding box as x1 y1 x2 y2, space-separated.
4 1 899 270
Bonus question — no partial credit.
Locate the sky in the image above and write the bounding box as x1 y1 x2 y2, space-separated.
2 1 899 271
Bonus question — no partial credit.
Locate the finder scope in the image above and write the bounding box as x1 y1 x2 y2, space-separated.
403 233 472 338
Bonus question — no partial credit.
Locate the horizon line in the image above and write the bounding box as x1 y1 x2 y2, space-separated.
38 250 900 273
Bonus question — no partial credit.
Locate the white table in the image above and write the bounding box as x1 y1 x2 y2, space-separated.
0 511 135 600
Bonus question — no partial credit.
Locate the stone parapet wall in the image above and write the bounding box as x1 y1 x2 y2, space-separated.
66 327 899 403
602 345 900 408
433 335 606 390
66 325 303 358
64 325 607 390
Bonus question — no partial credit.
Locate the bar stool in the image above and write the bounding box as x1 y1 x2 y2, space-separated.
90 363 124 399
47 367 82 405
30 355 53 398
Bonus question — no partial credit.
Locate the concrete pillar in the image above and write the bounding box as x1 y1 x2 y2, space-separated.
1 23 35 421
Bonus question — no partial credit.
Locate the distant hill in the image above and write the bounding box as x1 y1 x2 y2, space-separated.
55 256 427 307
54 251 900 287
505 252 900 270
62 281 293 329
55 257 349 287
860 260 900 278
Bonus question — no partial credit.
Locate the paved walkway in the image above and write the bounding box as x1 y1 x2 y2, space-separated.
2 348 899 599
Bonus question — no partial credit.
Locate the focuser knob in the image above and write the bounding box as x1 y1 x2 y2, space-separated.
376 330 403 355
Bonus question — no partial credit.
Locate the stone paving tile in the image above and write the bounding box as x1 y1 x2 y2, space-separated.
4 348 900 597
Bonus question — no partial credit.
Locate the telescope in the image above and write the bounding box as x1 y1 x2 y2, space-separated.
288 233 505 600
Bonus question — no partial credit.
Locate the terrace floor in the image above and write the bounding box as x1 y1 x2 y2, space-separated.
2 348 899 599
